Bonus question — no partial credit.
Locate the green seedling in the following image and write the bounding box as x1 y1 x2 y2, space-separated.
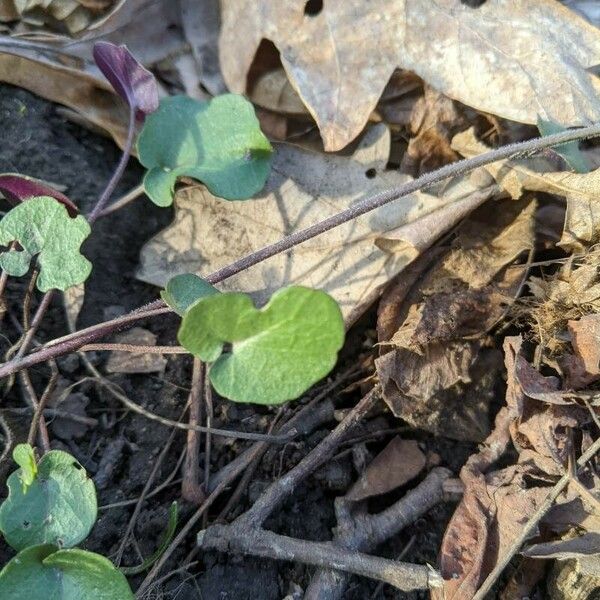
0 445 177 598
0 39 345 598
174 283 345 405
0 196 91 292
0 545 134 600
138 94 273 206
0 445 97 551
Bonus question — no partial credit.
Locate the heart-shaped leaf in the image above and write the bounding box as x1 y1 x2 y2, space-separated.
0 448 97 551
137 94 273 206
161 273 219 316
0 196 91 292
178 286 345 404
0 174 78 215
0 545 134 600
93 42 159 121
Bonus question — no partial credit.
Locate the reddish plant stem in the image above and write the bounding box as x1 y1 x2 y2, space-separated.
182 357 206 504
88 105 137 224
2 122 600 380
14 290 54 362
26 361 58 451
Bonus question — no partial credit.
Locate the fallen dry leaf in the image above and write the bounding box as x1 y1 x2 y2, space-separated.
453 128 600 252
1 0 116 35
436 412 550 599
377 341 500 442
345 437 426 502
524 533 600 560
375 197 535 441
569 314 600 376
400 85 466 177
504 336 589 475
543 497 600 536
137 123 494 324
220 0 600 150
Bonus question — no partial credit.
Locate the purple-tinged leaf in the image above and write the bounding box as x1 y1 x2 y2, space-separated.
0 174 78 216
93 42 159 121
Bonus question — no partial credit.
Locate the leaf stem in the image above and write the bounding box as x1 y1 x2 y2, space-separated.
2 122 600 379
96 182 146 219
88 105 137 224
14 290 54 362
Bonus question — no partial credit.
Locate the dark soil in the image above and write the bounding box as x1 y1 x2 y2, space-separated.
0 85 476 599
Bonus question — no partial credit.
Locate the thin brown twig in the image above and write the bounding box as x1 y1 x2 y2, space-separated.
21 269 39 331
135 375 346 595
27 360 58 449
2 406 98 428
80 356 292 443
135 443 266 598
14 290 54 363
18 370 50 453
280 467 452 599
199 526 441 593
239 386 380 529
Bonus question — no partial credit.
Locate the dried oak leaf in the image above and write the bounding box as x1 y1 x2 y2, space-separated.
453 128 600 253
220 0 600 150
137 124 492 324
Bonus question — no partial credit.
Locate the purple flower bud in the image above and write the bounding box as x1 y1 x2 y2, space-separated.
93 42 159 122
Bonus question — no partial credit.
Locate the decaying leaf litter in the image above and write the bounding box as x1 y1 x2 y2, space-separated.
1 1 600 599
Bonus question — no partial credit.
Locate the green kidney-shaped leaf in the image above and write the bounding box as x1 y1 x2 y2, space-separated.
0 449 97 551
0 196 91 292
178 286 345 405
0 545 134 600
161 273 219 316
137 94 273 206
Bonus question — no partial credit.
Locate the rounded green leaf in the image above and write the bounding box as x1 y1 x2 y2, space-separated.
0 450 97 551
0 545 134 600
137 94 273 206
0 196 91 292
178 286 345 405
161 273 219 316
